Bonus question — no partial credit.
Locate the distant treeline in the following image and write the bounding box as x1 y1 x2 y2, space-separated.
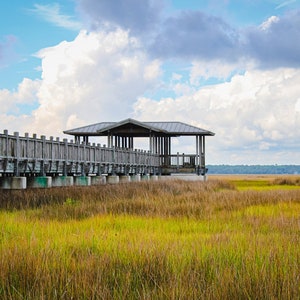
207 165 300 174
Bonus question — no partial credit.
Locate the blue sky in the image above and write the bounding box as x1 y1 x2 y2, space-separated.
0 1 79 89
0 0 300 165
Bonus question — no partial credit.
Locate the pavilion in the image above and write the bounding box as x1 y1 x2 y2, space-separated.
64 118 215 175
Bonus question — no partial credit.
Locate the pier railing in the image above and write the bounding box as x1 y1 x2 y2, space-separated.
161 153 207 175
0 131 160 176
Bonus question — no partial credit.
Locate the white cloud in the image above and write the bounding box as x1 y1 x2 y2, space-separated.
0 28 160 137
276 0 297 9
29 3 82 31
189 60 246 84
133 68 300 164
0 78 40 133
0 78 40 114
295 98 300 111
1 29 159 137
259 16 280 31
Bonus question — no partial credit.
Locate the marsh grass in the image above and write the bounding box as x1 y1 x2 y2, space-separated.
216 175 300 191
0 177 299 299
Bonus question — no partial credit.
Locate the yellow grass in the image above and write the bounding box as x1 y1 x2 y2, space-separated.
0 176 299 299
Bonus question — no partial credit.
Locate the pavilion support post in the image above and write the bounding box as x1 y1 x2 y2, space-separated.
196 135 199 174
199 136 203 173
82 136 87 144
129 137 134 149
198 135 206 175
163 136 171 166
117 137 120 147
168 137 171 166
162 137 166 165
157 137 162 164
149 133 153 154
202 136 206 171
163 136 167 166
151 135 154 153
107 133 113 148
152 135 155 153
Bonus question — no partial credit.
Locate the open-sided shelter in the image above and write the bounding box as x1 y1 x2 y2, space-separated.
64 118 215 175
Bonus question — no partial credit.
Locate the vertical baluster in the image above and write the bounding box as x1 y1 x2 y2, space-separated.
14 132 20 176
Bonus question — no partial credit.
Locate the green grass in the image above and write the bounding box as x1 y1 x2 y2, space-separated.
0 178 299 299
227 176 300 191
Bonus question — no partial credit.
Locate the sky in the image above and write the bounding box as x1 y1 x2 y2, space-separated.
0 0 300 165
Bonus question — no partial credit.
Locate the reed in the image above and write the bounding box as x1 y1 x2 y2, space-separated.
0 177 299 299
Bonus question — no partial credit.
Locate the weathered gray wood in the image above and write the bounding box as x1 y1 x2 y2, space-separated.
0 131 161 176
0 131 202 176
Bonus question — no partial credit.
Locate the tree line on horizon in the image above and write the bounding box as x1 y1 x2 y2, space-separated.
207 165 300 174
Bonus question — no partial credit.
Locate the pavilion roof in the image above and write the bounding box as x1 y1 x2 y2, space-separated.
64 118 215 137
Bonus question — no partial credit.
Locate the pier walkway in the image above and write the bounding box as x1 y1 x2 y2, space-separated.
0 130 160 189
0 119 214 189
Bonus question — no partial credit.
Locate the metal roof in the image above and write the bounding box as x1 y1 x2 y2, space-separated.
145 121 214 135
64 122 115 136
64 118 215 136
96 118 166 134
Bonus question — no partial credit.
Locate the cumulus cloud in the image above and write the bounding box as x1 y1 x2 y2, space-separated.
78 0 300 69
0 78 40 133
150 11 240 61
189 59 253 85
245 10 300 68
151 9 300 69
78 0 163 36
0 29 160 136
133 68 300 164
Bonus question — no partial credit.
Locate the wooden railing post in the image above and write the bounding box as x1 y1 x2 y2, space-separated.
40 135 46 176
63 138 68 176
13 132 20 176
3 130 8 158
2 130 9 173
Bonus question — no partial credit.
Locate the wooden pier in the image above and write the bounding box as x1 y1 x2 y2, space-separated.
0 119 214 189
0 130 160 178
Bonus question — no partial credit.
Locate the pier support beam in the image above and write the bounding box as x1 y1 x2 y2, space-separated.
141 174 150 181
74 176 91 186
119 175 131 183
27 176 52 188
0 176 27 189
52 176 74 187
107 175 119 184
130 174 141 182
150 175 159 181
91 175 107 185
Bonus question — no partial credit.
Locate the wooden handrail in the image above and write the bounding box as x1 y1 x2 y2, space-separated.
0 131 160 176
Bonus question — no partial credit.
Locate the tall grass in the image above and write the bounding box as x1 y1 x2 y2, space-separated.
0 178 299 299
